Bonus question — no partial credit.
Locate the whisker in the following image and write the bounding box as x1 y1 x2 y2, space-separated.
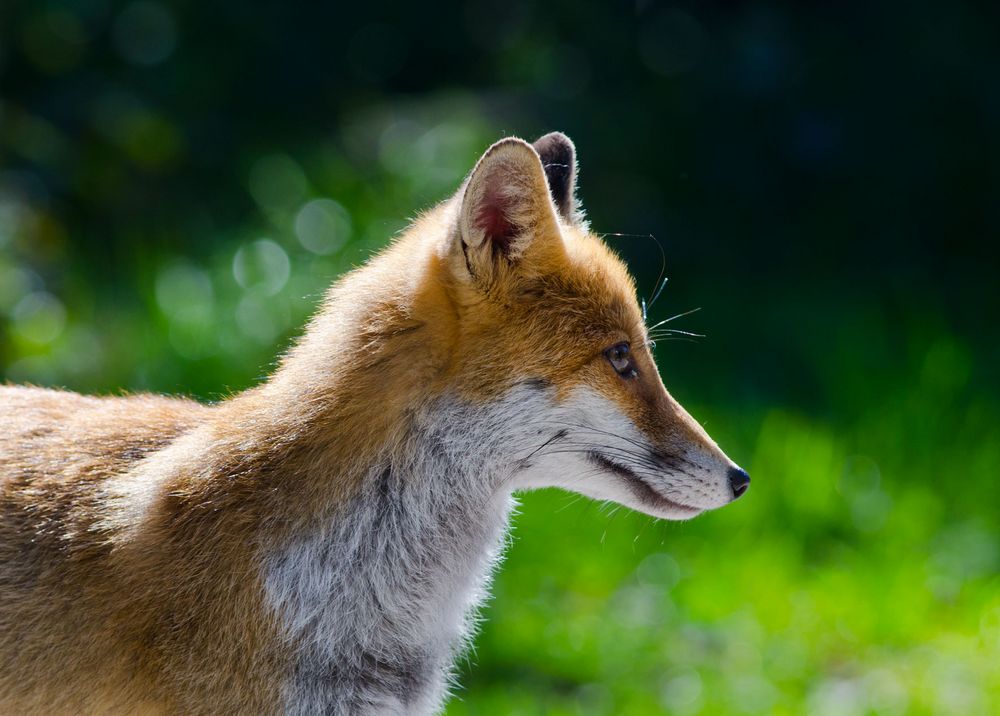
554 492 588 514
646 307 702 331
648 328 704 339
634 515 652 546
536 447 664 474
648 276 669 311
597 231 667 315
534 420 658 455
515 429 567 462
648 337 700 346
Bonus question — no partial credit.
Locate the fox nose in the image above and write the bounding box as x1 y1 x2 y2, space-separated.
727 466 751 500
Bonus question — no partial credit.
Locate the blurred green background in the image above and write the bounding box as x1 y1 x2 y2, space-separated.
2 1 998 713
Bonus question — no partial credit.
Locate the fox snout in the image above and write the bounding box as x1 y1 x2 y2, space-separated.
655 404 750 512
728 466 751 499
606 356 750 517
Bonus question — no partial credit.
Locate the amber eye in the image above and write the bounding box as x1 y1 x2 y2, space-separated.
604 342 636 378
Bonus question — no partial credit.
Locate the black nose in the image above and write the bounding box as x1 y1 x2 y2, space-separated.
728 466 751 499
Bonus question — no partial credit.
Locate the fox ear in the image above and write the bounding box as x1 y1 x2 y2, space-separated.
456 137 561 287
532 132 581 224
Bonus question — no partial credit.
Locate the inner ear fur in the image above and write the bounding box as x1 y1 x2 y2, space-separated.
456 137 562 287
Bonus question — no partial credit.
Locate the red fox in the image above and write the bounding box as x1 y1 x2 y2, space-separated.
0 133 749 714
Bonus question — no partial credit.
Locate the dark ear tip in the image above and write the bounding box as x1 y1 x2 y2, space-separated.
532 132 578 222
532 132 575 157
534 131 574 146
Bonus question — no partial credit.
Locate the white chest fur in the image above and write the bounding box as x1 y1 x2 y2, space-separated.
262 392 530 715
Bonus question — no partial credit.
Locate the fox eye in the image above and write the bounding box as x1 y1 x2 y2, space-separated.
604 342 636 378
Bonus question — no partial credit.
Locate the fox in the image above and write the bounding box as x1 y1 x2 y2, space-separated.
0 133 749 715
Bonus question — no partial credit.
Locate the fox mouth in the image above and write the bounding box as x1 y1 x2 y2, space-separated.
587 451 701 515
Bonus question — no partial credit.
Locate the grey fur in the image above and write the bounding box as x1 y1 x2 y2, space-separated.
264 391 525 715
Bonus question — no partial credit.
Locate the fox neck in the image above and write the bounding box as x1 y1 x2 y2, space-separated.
262 387 546 713
239 211 535 709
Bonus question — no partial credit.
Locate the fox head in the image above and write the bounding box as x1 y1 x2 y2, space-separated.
429 133 749 520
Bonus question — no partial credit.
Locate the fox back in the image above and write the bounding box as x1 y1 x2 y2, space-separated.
0 133 749 715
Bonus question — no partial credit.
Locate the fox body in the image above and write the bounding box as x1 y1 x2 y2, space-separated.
0 134 748 714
